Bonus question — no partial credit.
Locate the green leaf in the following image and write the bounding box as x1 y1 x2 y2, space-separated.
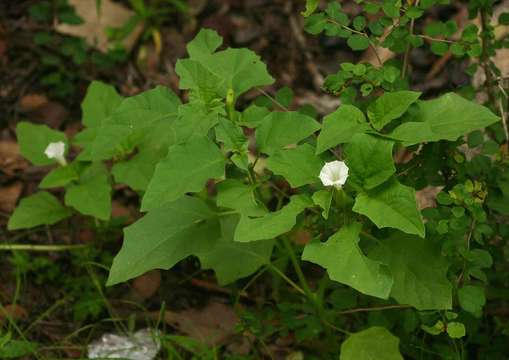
275 86 294 108
302 222 393 299
234 195 312 242
304 13 327 35
266 144 323 188
447 322 466 339
39 162 83 189
175 59 224 105
216 179 266 216
64 163 111 220
192 48 274 98
340 327 403 360
367 91 421 131
89 86 181 160
458 285 485 317
430 41 449 55
256 111 321 155
389 93 500 146
421 320 445 335
186 28 223 58
198 215 274 285
215 117 247 152
172 102 221 144
0 340 38 359
141 136 225 211
8 192 72 230
345 133 396 190
316 105 369 154
107 196 221 286
312 190 333 219
81 81 122 128
16 122 68 166
301 0 319 17
353 178 425 237
370 233 452 310
347 34 370 51
112 149 165 191
240 105 270 128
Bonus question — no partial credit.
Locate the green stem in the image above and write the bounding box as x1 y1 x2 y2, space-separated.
0 244 89 251
281 237 314 300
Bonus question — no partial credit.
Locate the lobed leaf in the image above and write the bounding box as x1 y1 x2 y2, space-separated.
107 196 220 286
141 136 225 211
8 192 72 230
302 222 393 299
389 93 499 146
234 195 312 242
266 143 324 188
353 178 425 237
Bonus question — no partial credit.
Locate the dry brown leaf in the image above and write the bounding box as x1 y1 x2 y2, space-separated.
416 185 444 210
18 94 49 112
0 141 27 175
0 304 28 326
157 301 239 346
0 182 23 213
55 0 144 53
132 270 161 300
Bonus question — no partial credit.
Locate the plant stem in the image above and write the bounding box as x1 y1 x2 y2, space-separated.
281 237 314 300
0 244 89 251
480 8 496 106
338 304 412 315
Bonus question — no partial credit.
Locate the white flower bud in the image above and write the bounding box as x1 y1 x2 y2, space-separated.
319 160 349 189
44 141 67 166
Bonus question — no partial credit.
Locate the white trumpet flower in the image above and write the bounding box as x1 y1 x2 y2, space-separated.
44 141 67 166
319 160 349 189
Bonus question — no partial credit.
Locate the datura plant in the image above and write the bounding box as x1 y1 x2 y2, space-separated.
8 26 507 358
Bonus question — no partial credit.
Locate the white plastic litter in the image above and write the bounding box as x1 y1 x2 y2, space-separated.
87 328 160 360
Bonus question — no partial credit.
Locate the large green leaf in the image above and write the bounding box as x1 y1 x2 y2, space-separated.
234 195 312 242
81 81 123 128
316 105 370 154
256 112 321 155
370 234 452 310
215 117 247 152
302 223 393 299
198 215 274 285
171 102 221 144
64 163 111 220
88 86 181 160
39 162 83 189
344 133 396 189
340 327 403 360
266 144 324 188
112 149 165 191
16 122 68 166
107 196 220 286
175 59 224 105
353 178 425 237
186 28 223 58
389 93 499 146
8 192 72 230
216 179 266 216
141 136 225 211
194 47 274 98
367 91 421 131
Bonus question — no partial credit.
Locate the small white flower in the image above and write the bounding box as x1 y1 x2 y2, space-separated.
319 160 349 189
44 141 67 166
